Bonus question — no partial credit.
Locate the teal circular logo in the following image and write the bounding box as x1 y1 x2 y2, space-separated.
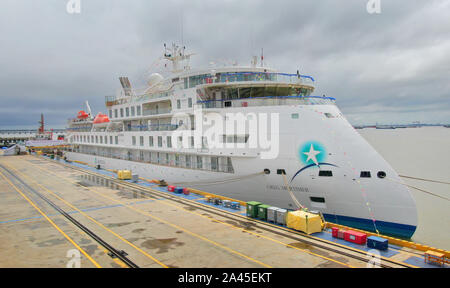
299 141 326 165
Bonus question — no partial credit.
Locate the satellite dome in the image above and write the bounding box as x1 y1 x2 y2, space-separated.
147 73 164 87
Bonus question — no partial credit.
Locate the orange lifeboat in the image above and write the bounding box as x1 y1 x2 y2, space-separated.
93 113 110 124
77 110 89 119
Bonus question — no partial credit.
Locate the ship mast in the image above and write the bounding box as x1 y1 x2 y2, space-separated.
163 43 194 73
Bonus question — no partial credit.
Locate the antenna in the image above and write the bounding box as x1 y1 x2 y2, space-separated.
261 48 264 67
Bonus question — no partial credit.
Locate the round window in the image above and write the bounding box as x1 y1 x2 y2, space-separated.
377 171 386 179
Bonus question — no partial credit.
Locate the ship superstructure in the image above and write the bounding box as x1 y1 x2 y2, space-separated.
66 44 418 238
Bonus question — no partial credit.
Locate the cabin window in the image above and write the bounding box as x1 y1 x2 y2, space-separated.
291 113 299 119
120 108 124 117
360 171 371 178
126 107 130 117
140 136 144 146
184 78 188 89
197 156 202 169
211 157 218 171
186 155 191 168
158 136 162 147
319 170 333 177
177 99 181 109
114 109 118 118
188 98 192 108
131 106 135 117
104 136 107 144
108 109 112 119
310 197 325 203
110 136 113 144
95 136 98 143
149 136 154 147
167 136 172 148
115 136 118 144
136 106 141 116
325 113 334 118
132 136 136 146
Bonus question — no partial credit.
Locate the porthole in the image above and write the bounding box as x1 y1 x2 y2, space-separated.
377 171 386 179
264 169 271 175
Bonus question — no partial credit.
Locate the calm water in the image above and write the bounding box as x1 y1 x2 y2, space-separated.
358 127 450 250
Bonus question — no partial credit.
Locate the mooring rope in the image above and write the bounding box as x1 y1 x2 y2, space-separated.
399 175 450 185
281 173 304 209
387 177 450 201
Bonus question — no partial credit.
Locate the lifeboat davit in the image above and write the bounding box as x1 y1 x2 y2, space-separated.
93 113 110 125
77 110 89 119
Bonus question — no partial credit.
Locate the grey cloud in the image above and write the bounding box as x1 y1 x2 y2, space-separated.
0 0 449 129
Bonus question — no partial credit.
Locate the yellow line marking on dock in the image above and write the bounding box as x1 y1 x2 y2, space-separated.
0 169 102 268
28 161 272 268
4 163 168 269
29 159 358 268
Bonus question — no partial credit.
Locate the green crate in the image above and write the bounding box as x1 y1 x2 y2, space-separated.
246 201 262 218
257 204 271 220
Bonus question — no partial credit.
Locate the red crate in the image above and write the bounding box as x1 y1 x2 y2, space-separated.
337 229 346 239
183 188 190 195
344 230 367 245
167 185 175 192
332 227 339 238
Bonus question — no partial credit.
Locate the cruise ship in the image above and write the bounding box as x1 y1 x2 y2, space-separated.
65 44 418 238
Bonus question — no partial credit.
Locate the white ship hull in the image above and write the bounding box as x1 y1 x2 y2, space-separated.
67 103 418 238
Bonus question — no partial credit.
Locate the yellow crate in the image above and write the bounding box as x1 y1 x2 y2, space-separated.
117 170 132 180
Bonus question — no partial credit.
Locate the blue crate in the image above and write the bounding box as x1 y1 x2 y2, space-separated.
230 202 240 210
367 236 388 250
174 187 184 194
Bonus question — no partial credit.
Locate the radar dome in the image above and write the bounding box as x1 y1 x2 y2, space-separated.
147 73 164 87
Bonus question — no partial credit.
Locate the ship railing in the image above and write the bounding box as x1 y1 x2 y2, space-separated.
125 124 180 132
197 95 336 109
215 72 315 86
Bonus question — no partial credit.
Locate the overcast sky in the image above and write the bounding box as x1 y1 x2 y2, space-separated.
0 0 449 129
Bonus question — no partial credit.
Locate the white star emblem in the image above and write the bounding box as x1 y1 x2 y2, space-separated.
303 144 321 166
